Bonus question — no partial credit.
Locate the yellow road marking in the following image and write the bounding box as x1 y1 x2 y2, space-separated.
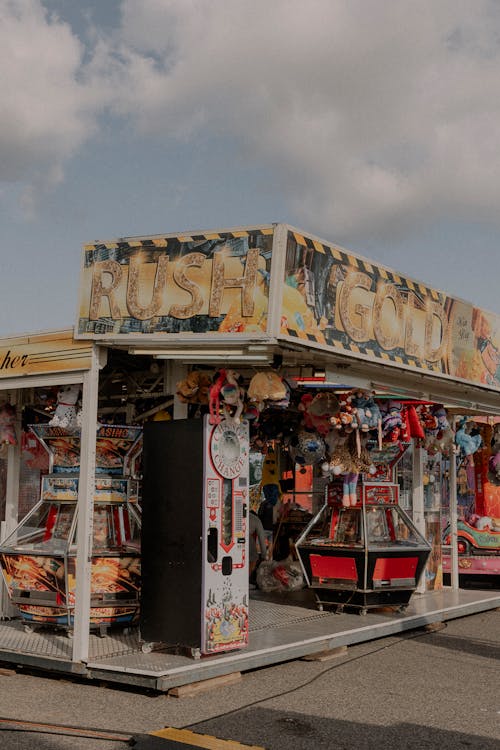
151 727 265 749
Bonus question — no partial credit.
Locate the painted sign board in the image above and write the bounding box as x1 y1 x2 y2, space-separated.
76 227 274 338
280 229 500 391
0 329 93 380
74 222 500 393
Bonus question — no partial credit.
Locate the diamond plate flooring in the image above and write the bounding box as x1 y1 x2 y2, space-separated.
0 588 498 690
0 597 329 663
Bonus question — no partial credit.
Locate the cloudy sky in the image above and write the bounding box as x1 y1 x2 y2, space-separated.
2 0 500 337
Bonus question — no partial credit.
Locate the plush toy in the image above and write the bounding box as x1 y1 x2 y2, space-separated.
342 472 359 507
454 418 483 457
365 397 383 431
326 444 355 477
288 430 326 466
176 371 212 404
350 391 373 432
49 385 81 431
299 391 339 436
209 369 244 424
431 405 450 432
334 393 357 431
0 403 17 446
418 406 438 432
220 370 245 421
350 392 369 432
247 371 288 411
381 401 404 442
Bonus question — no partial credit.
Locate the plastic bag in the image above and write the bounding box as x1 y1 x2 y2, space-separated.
256 559 304 592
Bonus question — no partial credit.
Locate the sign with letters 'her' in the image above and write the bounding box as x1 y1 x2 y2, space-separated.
0 330 92 380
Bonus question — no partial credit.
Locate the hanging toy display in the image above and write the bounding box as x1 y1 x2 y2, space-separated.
334 393 357 431
208 369 244 424
247 371 288 412
454 418 483 457
350 391 375 432
299 392 340 436
176 370 212 405
381 400 404 442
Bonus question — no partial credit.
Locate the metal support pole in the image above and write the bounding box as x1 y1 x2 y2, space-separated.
448 417 459 590
1 391 20 619
4 392 21 536
72 351 100 663
412 442 426 593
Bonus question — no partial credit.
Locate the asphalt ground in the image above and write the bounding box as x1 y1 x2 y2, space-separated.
0 607 498 749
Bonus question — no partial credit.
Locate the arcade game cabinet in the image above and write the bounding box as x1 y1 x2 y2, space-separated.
296 446 431 615
0 424 142 633
140 416 249 657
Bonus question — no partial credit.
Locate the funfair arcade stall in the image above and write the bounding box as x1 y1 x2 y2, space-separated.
0 223 499 687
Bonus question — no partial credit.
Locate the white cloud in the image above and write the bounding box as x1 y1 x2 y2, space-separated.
108 0 500 240
0 0 105 210
4 0 500 238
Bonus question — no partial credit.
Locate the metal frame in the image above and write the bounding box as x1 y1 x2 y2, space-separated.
72 349 100 662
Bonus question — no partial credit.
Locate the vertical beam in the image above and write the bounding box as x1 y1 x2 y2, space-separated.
4 392 21 536
448 418 459 590
1 391 20 618
72 350 99 662
267 223 288 338
412 442 426 593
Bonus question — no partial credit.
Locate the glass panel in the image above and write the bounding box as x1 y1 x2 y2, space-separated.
91 504 141 552
333 508 363 545
366 506 428 546
391 506 427 545
2 501 75 554
366 507 391 542
396 441 414 511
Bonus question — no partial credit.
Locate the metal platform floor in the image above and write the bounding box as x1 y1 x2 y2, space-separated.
0 587 498 691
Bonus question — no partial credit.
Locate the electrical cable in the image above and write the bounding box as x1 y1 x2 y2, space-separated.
182 625 446 729
0 624 447 741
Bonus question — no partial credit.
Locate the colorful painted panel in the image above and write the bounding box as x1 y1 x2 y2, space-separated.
0 329 92 379
1 553 66 604
281 230 500 390
77 228 274 337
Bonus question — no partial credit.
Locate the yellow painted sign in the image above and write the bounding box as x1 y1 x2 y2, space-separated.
76 228 274 337
0 330 93 379
280 230 500 390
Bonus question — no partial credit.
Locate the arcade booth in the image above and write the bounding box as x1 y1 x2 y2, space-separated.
296 447 431 614
0 422 142 633
0 223 499 689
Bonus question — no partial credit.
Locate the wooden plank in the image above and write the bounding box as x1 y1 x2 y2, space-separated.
301 646 348 661
151 726 264 749
0 667 16 676
423 621 447 632
168 671 241 699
